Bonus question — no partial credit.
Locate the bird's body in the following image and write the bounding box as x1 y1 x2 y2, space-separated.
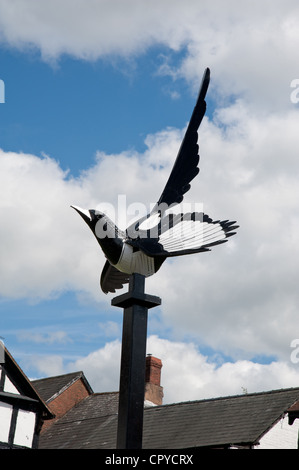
114 243 157 276
72 68 239 293
93 212 161 276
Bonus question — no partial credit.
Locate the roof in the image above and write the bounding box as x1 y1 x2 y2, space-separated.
142 388 299 449
38 392 119 449
37 386 299 449
32 371 93 403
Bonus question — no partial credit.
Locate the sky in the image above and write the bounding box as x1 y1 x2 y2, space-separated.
1 0 299 404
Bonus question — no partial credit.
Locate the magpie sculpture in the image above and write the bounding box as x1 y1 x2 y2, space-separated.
72 68 238 294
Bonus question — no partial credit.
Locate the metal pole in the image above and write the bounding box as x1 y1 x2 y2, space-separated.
111 273 161 449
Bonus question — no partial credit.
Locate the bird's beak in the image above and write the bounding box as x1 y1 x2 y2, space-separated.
71 205 92 225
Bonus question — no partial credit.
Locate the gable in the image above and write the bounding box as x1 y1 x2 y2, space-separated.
32 371 93 403
256 414 299 449
0 344 53 449
0 362 39 448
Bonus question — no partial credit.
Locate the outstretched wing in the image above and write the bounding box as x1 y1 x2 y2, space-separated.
154 67 210 210
126 68 210 236
126 212 238 257
100 260 130 294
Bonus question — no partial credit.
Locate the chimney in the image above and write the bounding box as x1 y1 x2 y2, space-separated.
144 355 163 406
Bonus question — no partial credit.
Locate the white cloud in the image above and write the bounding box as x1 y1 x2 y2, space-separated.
29 354 65 377
0 134 180 302
98 321 122 338
0 149 101 301
2 0 299 393
68 339 122 393
1 99 299 362
146 336 299 403
32 336 299 404
147 107 299 362
0 0 298 111
0 0 179 61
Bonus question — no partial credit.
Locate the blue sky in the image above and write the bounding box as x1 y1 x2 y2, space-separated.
1 46 207 175
1 1 299 404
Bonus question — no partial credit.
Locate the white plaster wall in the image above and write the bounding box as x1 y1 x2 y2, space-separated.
256 415 299 449
14 409 36 448
4 375 19 394
0 402 13 443
0 366 20 394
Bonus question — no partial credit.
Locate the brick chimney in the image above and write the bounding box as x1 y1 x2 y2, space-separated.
144 355 163 406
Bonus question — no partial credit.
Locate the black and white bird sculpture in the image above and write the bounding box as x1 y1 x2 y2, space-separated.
72 68 238 294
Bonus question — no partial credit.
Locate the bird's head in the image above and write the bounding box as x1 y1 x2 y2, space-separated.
71 205 123 264
71 205 105 233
